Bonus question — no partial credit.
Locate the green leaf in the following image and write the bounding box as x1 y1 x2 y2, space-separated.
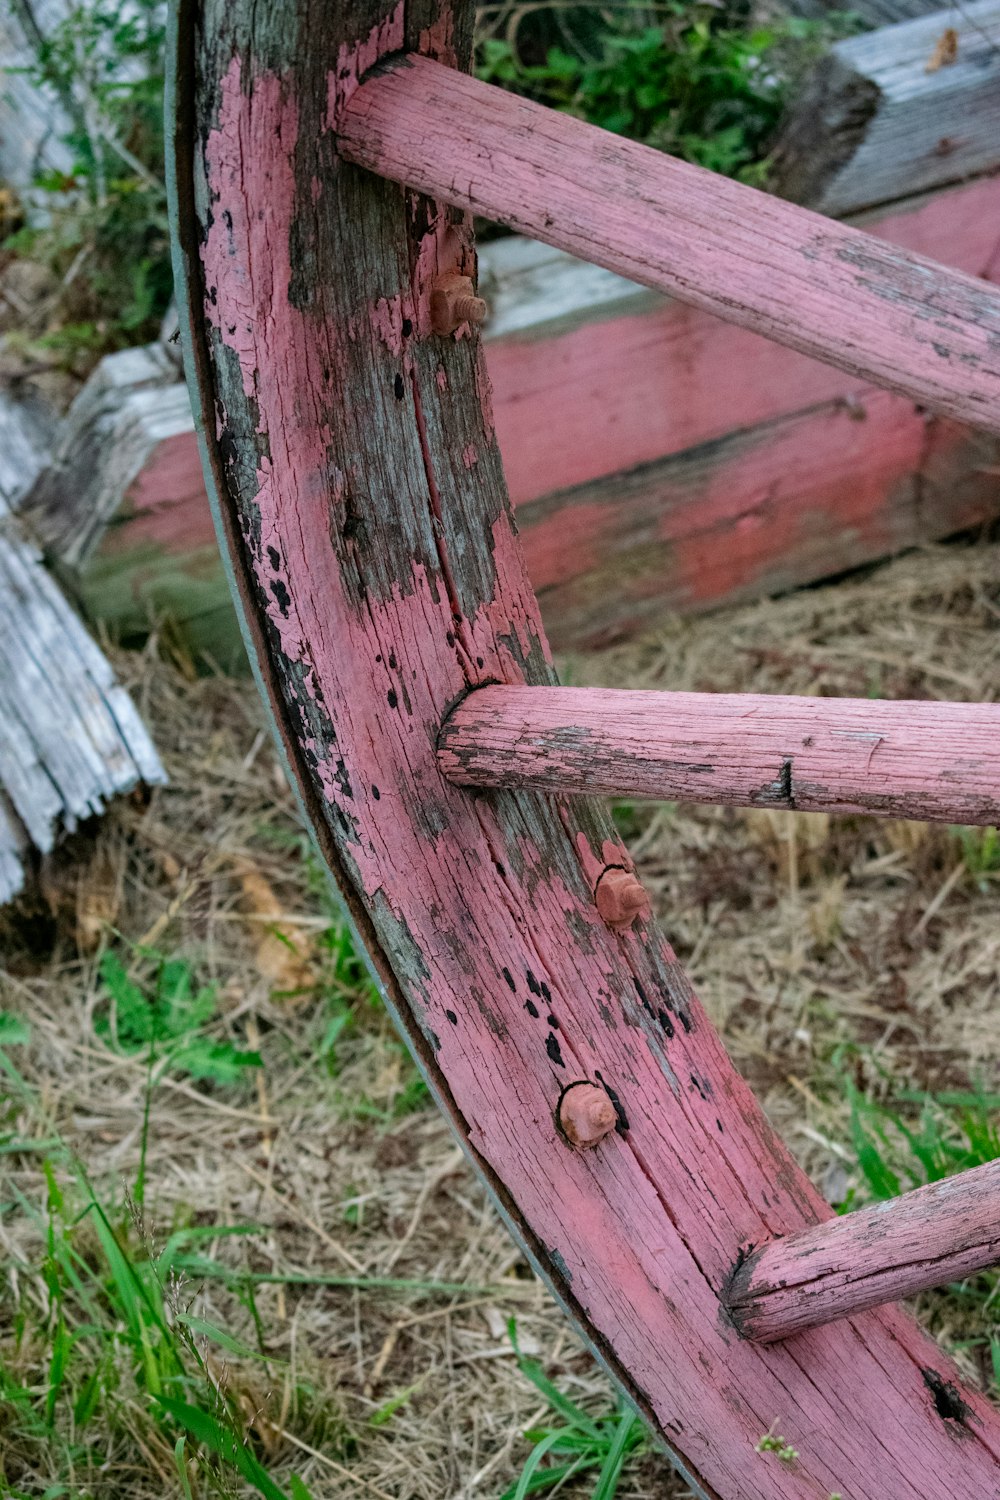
0 1011 31 1046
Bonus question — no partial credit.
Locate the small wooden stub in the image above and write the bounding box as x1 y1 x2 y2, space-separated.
558 1082 618 1148
726 1158 1000 1343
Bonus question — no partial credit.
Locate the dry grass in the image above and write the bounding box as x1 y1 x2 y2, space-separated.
1 537 998 1498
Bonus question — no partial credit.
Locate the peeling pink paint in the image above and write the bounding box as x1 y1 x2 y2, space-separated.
326 1 404 130
191 27 1000 1496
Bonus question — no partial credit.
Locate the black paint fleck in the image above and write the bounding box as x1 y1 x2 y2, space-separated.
445 1009 458 1025
393 372 405 399
545 1032 565 1067
269 578 291 617
525 999 539 1018
526 971 541 996
657 1008 675 1038
387 689 398 709
922 1369 971 1424
502 967 516 992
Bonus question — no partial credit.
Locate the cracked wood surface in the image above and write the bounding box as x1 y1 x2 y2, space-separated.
0 390 165 905
727 1159 1000 1343
169 1 1000 1493
437 685 1000 824
338 53 1000 435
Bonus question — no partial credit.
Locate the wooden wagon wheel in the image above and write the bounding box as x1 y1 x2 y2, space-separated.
167 3 1000 1494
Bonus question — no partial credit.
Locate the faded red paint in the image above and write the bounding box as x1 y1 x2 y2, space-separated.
187 17 1000 1492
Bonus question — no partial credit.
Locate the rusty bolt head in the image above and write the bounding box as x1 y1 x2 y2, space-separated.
558 1083 617 1149
595 868 651 931
430 274 488 336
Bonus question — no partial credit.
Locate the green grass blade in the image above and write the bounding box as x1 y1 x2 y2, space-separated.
592 1406 642 1500
156 1395 287 1500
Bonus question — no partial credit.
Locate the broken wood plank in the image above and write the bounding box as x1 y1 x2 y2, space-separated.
726 1159 1000 1343
438 684 1000 825
337 53 1000 434
770 1 1000 215
0 388 165 905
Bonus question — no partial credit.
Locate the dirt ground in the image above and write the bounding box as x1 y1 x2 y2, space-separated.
1 535 998 1498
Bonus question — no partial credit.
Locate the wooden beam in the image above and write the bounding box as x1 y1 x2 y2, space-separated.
771 1 1000 215
726 1159 1000 1343
438 685 1000 825
337 55 1000 434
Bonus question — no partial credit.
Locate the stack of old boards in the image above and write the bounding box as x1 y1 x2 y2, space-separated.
8 0 1000 663
0 390 164 906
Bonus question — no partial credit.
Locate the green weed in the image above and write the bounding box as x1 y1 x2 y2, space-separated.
503 1319 647 1499
3 0 170 366
835 1060 1000 1393
96 948 262 1086
476 4 845 184
952 825 1000 893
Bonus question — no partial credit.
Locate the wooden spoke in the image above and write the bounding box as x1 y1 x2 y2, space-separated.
337 54 1000 434
726 1159 1000 1344
437 685 1000 825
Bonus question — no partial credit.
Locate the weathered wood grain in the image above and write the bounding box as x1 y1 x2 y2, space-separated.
787 0 946 20
338 54 1000 434
0 388 164 905
771 1 1000 215
170 0 1000 1493
727 1159 1000 1343
438 685 1000 825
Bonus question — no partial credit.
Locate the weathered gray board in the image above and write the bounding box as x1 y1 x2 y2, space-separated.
771 0 1000 213
0 0 74 194
0 389 165 906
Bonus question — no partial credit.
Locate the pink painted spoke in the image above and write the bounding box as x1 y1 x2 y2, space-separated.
437 685 1000 825
726 1159 1000 1343
337 55 1000 434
